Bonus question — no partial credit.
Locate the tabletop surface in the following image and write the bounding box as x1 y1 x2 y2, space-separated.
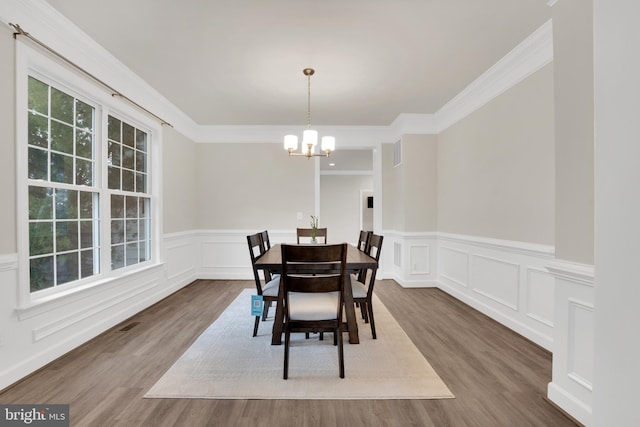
255 243 377 270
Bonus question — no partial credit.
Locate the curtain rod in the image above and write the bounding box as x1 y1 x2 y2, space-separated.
9 23 173 128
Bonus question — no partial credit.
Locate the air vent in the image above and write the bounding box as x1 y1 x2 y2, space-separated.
393 139 402 167
394 242 402 267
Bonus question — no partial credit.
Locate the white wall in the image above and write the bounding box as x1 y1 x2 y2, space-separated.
593 1 640 425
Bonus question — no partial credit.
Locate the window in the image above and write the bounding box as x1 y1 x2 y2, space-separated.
20 51 156 299
106 117 151 270
27 76 100 292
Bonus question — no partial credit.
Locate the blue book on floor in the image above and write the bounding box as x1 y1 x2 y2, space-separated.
251 295 263 316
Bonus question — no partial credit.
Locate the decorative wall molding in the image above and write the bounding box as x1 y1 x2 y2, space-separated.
438 232 555 350
546 259 595 426
435 19 553 133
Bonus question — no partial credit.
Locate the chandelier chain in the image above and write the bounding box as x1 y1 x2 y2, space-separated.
307 73 312 128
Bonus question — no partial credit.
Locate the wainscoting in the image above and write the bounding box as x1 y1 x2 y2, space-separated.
1 229 594 425
546 261 595 427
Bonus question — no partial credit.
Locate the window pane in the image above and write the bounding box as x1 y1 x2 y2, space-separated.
108 116 121 141
28 77 48 115
51 152 74 184
56 252 79 285
79 192 95 219
139 218 147 242
122 170 134 192
126 196 138 218
135 151 146 173
139 198 148 218
28 147 48 180
111 220 124 244
76 158 93 186
126 219 138 242
123 123 135 147
139 240 148 262
80 249 95 278
56 221 79 252
111 245 124 270
51 87 74 124
80 220 93 249
51 121 73 154
75 99 93 130
135 173 146 194
111 195 124 218
108 141 121 167
29 186 53 220
28 112 49 148
108 166 121 190
76 130 92 159
55 189 78 219
122 146 134 170
135 129 147 151
29 222 53 256
30 256 54 292
126 242 138 266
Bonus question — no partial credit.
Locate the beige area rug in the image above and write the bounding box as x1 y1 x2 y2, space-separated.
145 289 454 400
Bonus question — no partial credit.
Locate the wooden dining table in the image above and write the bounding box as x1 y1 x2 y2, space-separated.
254 243 377 345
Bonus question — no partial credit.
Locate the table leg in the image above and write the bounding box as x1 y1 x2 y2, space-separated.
271 280 285 345
343 272 360 344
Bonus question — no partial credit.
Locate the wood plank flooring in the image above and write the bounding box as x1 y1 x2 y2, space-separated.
0 280 577 426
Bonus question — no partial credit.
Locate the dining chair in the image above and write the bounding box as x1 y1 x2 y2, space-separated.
352 233 383 339
281 243 348 379
356 230 371 252
296 227 328 244
260 230 271 251
247 232 280 337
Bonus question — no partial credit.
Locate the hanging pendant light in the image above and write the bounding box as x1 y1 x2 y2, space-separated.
284 68 335 158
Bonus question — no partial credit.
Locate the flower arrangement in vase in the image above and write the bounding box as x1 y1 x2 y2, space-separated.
310 215 319 243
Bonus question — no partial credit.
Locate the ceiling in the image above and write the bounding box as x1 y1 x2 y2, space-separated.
44 0 550 127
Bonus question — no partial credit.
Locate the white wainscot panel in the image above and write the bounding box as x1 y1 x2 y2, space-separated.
201 241 246 267
165 240 197 281
526 268 555 327
471 254 520 311
409 245 431 274
568 299 594 389
439 247 468 288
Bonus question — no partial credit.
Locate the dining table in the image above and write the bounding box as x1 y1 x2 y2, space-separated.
254 243 378 345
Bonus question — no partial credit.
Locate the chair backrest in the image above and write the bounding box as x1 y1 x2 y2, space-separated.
296 227 328 244
360 234 383 295
260 230 271 251
247 232 274 291
281 243 347 301
356 230 371 252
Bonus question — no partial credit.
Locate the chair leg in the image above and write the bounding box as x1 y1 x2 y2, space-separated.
283 329 290 380
367 301 377 339
262 301 270 321
337 326 345 378
361 302 369 323
253 316 260 337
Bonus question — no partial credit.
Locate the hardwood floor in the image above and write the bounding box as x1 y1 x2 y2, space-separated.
0 280 576 426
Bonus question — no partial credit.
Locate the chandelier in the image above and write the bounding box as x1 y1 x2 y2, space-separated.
284 68 335 158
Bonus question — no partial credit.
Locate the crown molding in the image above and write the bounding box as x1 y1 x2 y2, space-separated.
1 1 554 144
434 19 553 133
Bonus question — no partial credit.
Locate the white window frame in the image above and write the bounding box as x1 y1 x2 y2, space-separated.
15 40 162 309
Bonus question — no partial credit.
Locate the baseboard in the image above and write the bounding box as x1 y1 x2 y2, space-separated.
547 382 592 426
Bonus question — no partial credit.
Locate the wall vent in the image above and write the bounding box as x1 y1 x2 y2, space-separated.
394 242 402 267
393 139 403 167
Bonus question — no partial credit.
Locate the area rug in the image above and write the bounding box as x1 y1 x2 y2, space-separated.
144 289 454 400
